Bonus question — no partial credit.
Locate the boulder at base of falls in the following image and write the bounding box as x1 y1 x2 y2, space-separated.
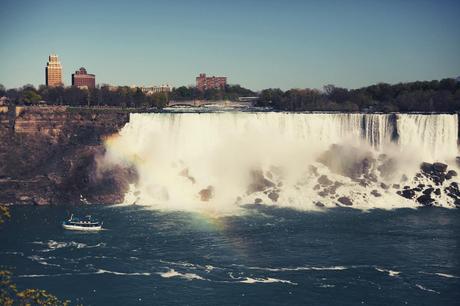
417 194 434 206
397 189 415 199
420 162 448 185
317 175 333 186
247 170 275 194
268 191 279 202
337 196 353 206
432 162 448 173
315 201 325 208
446 170 458 180
423 188 434 195
198 186 214 202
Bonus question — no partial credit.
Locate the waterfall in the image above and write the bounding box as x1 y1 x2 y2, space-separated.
104 112 459 212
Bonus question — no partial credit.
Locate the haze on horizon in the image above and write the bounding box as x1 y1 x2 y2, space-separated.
0 0 459 90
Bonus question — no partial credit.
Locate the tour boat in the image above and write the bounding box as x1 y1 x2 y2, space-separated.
62 214 103 231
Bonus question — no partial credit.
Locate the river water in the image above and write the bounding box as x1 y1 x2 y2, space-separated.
1 205 459 305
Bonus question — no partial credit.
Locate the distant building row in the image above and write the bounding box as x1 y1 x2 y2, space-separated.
45 54 96 89
45 55 228 91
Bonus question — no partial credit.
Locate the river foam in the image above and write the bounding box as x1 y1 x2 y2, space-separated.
105 112 459 213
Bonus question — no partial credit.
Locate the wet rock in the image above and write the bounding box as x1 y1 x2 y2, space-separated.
420 162 433 174
380 183 389 190
247 170 275 193
417 194 434 206
313 184 321 190
179 168 196 184
371 190 382 197
446 170 457 180
392 184 400 189
318 175 333 186
434 188 441 196
337 196 353 206
268 191 279 202
398 189 415 199
198 186 214 202
423 188 434 195
432 162 448 173
404 186 410 190
418 184 425 188
254 198 263 204
318 190 328 197
315 201 325 208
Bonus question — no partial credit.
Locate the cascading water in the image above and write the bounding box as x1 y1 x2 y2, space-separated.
104 112 459 213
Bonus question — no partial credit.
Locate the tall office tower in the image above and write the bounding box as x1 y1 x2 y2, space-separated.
45 54 63 87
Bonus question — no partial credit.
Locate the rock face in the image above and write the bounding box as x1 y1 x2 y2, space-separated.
0 106 137 205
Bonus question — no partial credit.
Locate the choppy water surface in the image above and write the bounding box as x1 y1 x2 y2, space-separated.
1 205 459 305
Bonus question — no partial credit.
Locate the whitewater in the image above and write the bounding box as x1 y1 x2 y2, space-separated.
104 112 459 213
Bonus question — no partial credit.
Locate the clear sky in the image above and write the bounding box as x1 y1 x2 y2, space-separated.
0 0 459 90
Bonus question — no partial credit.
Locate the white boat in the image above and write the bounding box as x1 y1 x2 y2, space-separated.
62 214 103 231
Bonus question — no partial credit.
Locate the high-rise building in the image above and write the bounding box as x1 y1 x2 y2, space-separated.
72 67 96 89
196 73 227 91
45 54 63 87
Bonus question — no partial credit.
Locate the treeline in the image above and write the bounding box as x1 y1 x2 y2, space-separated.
0 84 256 108
0 84 168 108
258 78 460 112
1 78 460 112
170 85 255 101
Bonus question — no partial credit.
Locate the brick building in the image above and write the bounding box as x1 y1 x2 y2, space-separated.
196 73 227 91
72 67 96 89
45 54 63 87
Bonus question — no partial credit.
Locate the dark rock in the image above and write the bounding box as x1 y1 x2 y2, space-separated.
418 184 425 188
434 188 441 195
315 201 325 208
417 194 434 206
318 191 328 197
446 170 457 180
432 162 448 173
420 162 433 174
423 188 434 195
313 184 321 190
247 170 275 193
268 191 279 202
404 186 410 190
254 198 263 204
399 189 415 199
318 175 333 186
371 190 382 197
199 186 214 202
337 196 353 206
380 183 389 190
392 184 400 189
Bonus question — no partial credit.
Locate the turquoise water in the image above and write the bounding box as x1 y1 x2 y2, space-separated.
1 205 459 305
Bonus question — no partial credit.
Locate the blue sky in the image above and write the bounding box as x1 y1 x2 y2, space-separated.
0 0 459 90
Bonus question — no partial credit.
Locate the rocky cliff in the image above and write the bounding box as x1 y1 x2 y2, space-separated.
0 106 137 205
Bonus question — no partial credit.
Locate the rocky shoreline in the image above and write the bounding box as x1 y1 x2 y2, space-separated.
0 106 137 205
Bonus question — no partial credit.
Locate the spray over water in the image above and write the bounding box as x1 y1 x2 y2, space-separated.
104 112 459 213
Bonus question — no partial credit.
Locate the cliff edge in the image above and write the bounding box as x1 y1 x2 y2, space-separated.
0 106 137 205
